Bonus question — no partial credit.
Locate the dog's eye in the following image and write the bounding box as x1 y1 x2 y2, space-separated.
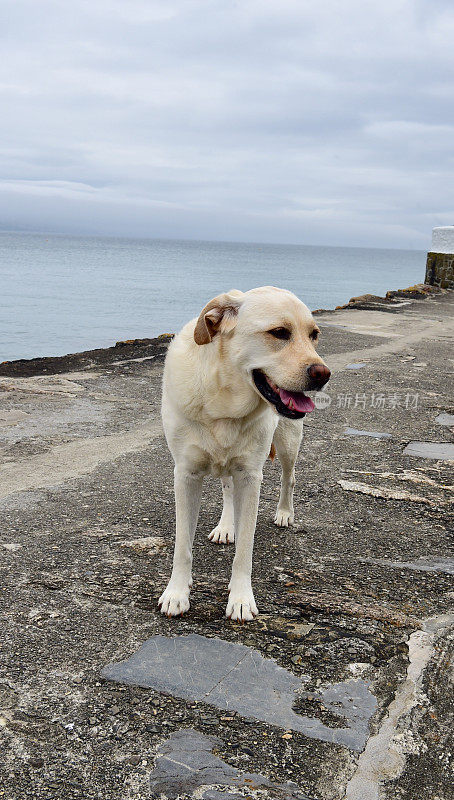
309 329 320 341
268 327 291 340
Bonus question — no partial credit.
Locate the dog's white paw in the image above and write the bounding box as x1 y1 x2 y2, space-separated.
274 509 294 527
158 585 190 617
226 586 258 622
208 524 235 544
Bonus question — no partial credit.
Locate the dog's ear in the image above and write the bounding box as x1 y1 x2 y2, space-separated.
194 291 243 345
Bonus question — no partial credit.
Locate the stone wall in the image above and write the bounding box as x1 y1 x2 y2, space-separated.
425 252 454 289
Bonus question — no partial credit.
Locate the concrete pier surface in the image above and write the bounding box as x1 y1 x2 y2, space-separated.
1 285 453 800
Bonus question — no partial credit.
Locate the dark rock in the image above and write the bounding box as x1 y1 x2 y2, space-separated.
29 757 44 768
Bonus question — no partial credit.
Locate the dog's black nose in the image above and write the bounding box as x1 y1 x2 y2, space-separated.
307 363 331 389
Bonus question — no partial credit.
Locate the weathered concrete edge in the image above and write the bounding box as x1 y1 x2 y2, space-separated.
344 613 454 800
313 282 449 315
0 334 174 378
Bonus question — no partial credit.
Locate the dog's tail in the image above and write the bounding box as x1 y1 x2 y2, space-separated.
269 443 276 462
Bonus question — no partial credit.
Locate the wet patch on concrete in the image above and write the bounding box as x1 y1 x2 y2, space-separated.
403 441 454 460
435 412 454 426
149 728 312 799
360 556 454 576
102 634 377 750
344 428 392 439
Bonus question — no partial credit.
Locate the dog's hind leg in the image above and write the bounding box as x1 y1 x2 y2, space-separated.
209 476 235 544
273 418 303 527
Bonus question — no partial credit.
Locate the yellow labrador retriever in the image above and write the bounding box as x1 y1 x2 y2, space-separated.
158 286 330 622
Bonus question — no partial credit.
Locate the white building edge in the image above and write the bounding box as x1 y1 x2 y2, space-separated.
425 227 454 289
431 226 454 254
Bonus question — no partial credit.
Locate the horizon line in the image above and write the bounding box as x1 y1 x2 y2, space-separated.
0 227 427 254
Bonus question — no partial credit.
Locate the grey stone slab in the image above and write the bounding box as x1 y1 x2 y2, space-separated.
345 428 391 439
321 680 377 738
149 728 311 799
345 362 368 369
101 634 377 750
435 413 454 426
403 441 454 460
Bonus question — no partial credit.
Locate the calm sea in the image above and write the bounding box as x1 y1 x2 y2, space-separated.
1 232 426 361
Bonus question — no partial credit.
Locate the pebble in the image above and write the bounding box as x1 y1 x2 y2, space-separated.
144 723 159 733
109 705 120 715
29 757 44 768
128 755 141 766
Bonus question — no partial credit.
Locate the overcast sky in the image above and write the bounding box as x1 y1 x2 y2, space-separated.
1 0 453 249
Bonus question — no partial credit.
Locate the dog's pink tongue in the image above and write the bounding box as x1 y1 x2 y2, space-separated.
278 388 315 413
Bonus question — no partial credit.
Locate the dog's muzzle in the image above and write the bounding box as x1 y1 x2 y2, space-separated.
252 369 314 419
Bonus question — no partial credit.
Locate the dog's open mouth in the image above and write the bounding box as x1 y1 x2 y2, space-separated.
252 369 315 419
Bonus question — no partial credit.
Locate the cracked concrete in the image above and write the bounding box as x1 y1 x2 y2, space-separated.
344 614 453 800
0 288 452 799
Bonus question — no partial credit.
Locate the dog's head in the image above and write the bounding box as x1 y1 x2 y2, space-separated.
194 286 330 419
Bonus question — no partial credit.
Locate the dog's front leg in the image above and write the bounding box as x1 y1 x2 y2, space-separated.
158 466 203 617
226 467 262 622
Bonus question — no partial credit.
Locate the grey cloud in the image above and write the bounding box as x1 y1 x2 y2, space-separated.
1 0 453 247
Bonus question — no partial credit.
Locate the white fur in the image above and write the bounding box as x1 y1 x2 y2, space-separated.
158 286 327 622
